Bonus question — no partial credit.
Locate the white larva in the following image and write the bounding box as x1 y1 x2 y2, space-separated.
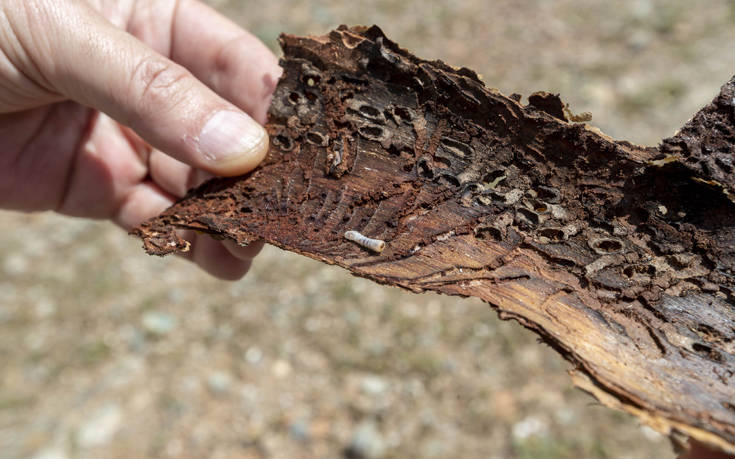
344 230 385 253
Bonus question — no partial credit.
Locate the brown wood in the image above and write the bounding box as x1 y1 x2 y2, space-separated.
133 25 735 454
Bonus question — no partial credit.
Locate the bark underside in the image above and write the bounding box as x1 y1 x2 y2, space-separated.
133 26 735 454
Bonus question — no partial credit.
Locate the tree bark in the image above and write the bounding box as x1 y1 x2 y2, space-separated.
133 25 735 455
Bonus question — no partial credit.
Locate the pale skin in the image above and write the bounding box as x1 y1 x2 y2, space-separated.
0 0 281 279
0 2 731 456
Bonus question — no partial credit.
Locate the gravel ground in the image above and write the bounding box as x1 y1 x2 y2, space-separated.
3 1 735 458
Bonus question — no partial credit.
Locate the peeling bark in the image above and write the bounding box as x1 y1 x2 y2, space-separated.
132 26 735 454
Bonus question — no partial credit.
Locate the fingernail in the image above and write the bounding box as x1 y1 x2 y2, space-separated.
199 110 266 163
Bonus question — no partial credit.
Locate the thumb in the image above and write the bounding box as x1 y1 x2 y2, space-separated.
26 1 269 176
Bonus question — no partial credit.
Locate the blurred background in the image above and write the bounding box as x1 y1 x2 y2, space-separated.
3 0 735 458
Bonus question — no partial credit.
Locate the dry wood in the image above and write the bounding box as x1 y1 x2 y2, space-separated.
133 25 735 454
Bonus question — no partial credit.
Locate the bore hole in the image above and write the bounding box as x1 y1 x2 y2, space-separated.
347 102 386 124
623 264 655 278
516 208 540 227
527 199 549 213
306 132 328 146
538 227 565 242
481 170 507 189
273 135 293 151
440 138 473 158
417 159 434 179
304 91 318 102
359 105 381 117
302 73 321 86
386 144 402 156
435 173 460 188
716 157 733 174
358 125 387 141
551 257 577 268
434 157 451 169
591 238 623 254
474 195 493 206
288 92 301 104
691 343 724 362
462 182 483 195
394 106 413 122
536 186 561 203
475 226 503 241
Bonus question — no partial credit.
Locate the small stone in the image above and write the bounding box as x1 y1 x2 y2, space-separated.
207 371 232 394
240 384 258 404
554 407 576 425
272 359 292 378
289 418 311 442
473 322 491 337
34 298 56 319
31 448 68 459
77 404 122 447
361 375 388 396
512 416 548 440
347 420 385 459
421 438 448 458
3 254 28 276
244 346 263 365
141 311 177 335
167 289 184 304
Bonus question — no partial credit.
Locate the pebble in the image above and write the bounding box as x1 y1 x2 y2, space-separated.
512 416 548 440
207 371 233 394
34 298 57 319
554 407 576 425
347 420 385 459
421 438 448 458
473 322 491 337
289 418 311 442
141 311 177 335
240 384 258 404
3 254 28 276
360 375 388 396
77 404 122 447
245 346 263 365
31 448 68 459
272 359 292 378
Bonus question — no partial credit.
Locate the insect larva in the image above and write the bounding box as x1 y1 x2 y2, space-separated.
344 230 385 253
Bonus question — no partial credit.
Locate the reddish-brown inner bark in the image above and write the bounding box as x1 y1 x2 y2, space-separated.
133 25 735 454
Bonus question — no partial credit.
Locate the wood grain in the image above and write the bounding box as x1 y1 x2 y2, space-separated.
133 26 735 454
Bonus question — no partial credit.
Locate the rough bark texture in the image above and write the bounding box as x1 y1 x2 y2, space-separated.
133 26 735 454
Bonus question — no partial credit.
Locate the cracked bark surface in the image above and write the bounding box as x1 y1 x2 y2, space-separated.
133 26 735 454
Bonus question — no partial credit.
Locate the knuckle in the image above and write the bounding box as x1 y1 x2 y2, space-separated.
128 55 193 115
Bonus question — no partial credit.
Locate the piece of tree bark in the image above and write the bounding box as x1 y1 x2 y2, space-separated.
133 25 735 454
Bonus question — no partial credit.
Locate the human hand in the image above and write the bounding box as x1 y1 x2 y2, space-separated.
0 0 281 279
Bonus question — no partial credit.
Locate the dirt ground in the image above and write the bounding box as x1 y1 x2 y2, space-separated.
3 1 735 458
